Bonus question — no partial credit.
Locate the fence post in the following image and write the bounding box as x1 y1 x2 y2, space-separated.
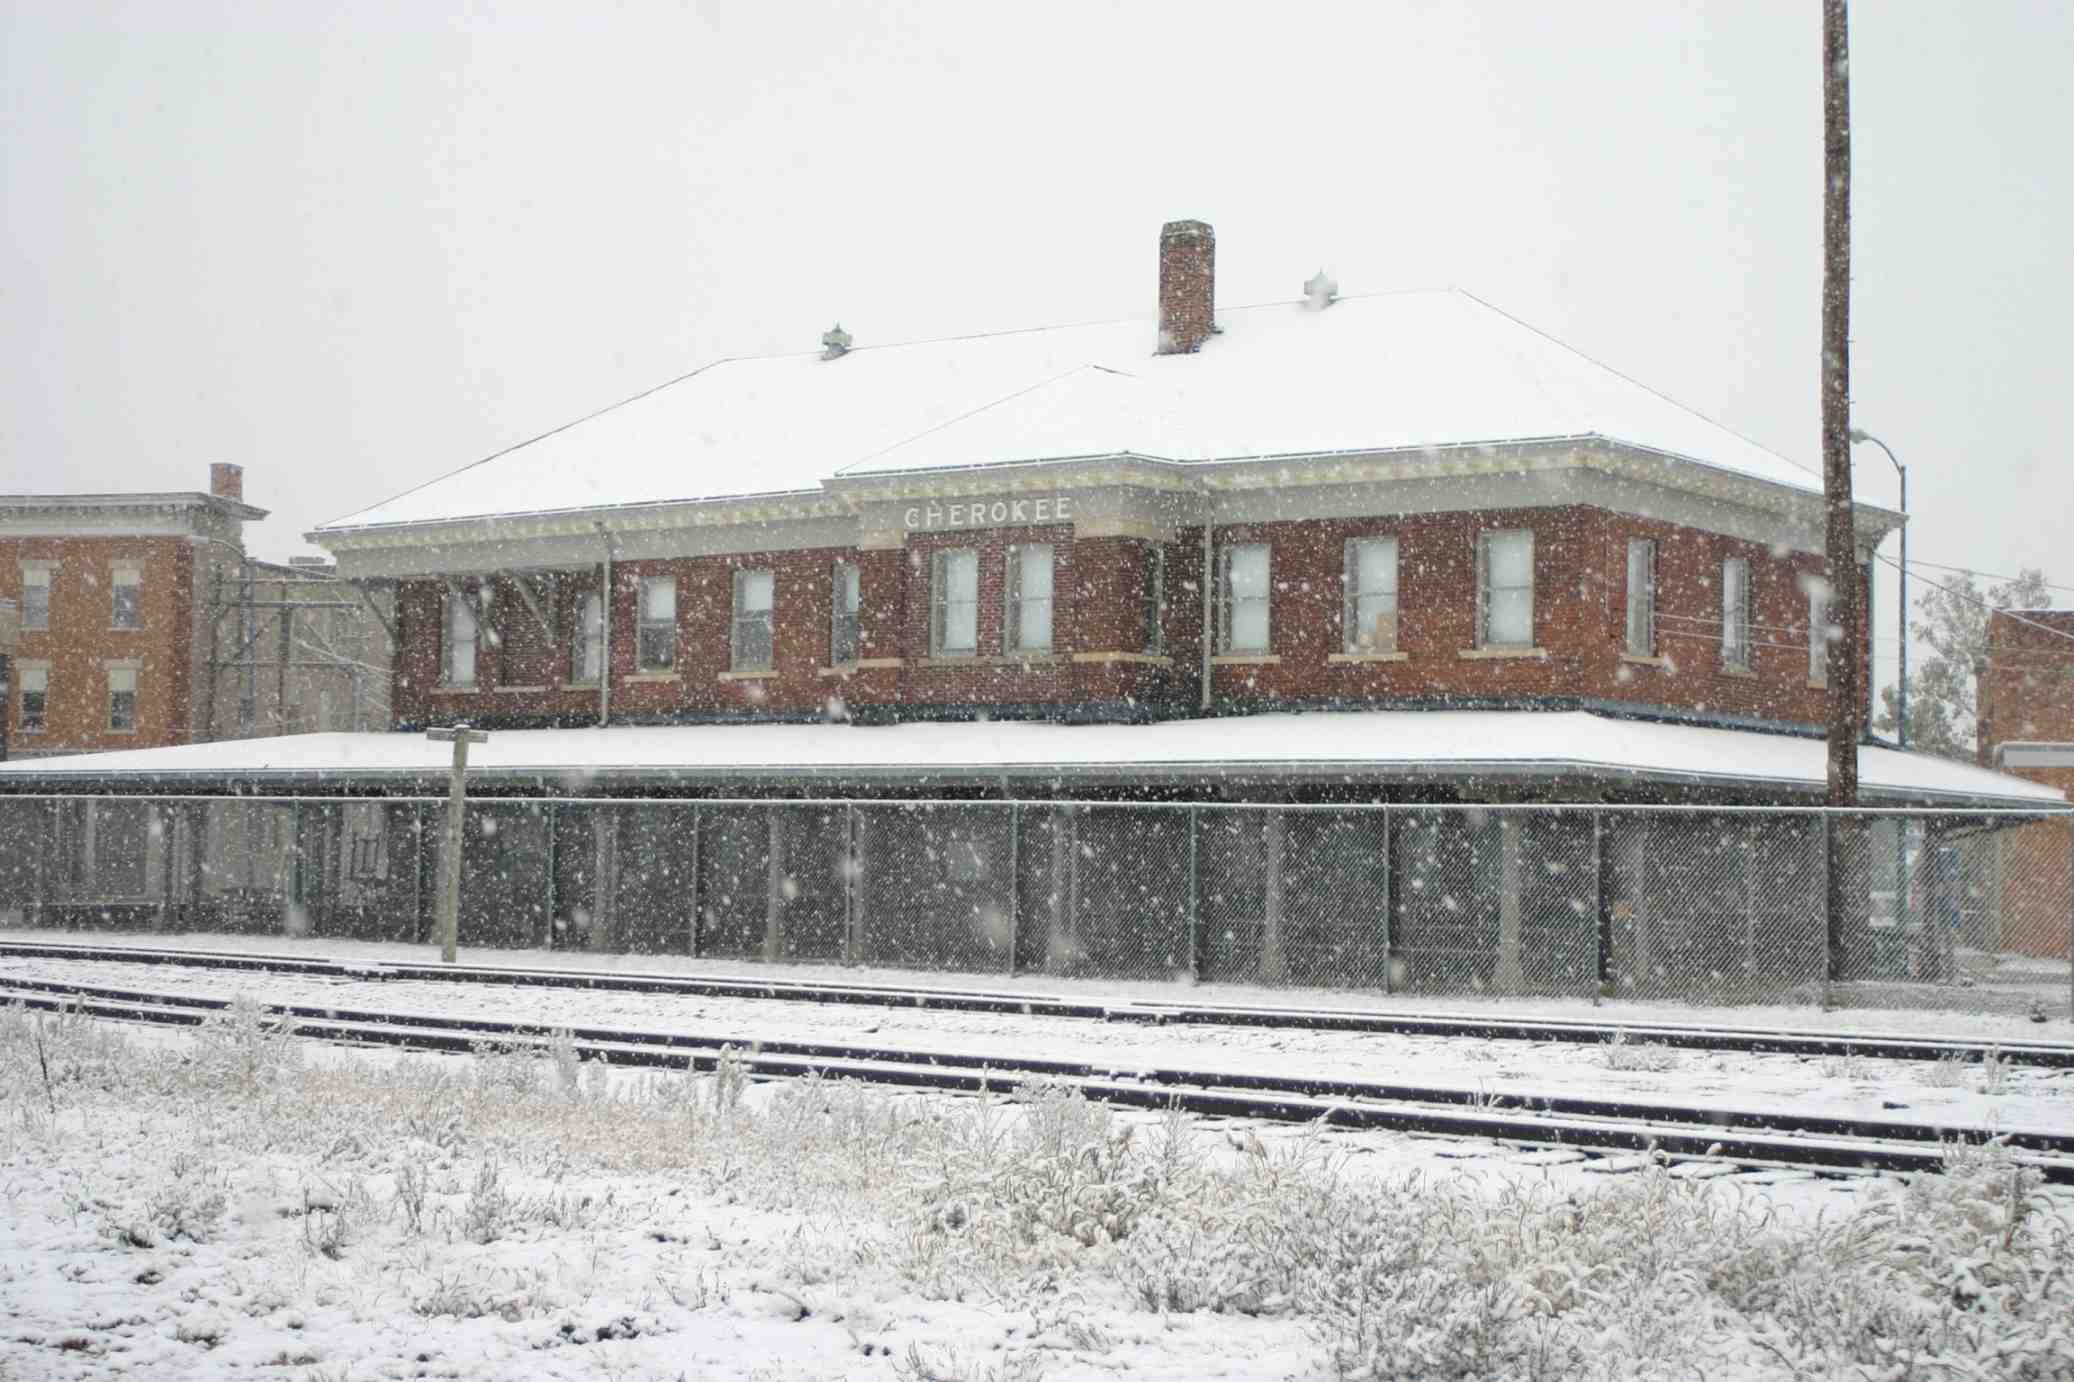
763 807 787 964
1380 805 1393 995
1185 806 1200 983
1005 804 1020 976
2066 819 2072 1022
287 799 303 936
1821 812 1835 1009
541 801 559 951
688 805 703 958
844 804 860 968
1590 809 1605 1006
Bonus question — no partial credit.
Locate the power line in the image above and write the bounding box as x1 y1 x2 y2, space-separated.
1894 556 2074 599
1873 551 2074 651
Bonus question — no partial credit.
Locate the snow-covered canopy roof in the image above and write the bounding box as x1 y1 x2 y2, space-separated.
317 291 1834 534
3 712 2062 809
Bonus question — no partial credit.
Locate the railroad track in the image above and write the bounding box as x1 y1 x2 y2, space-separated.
6 975 2073 1185
4 935 2072 1067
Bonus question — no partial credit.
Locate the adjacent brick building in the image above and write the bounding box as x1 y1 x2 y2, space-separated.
1982 608 2074 957
1 467 393 759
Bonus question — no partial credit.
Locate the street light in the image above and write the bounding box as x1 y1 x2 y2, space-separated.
1849 428 1907 748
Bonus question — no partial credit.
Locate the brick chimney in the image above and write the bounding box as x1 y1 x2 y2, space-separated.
209 463 243 502
1157 220 1215 355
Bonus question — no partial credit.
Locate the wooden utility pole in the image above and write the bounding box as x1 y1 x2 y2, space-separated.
427 724 489 963
1822 0 1859 805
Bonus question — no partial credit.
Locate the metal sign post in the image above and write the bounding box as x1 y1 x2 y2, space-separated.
426 724 489 963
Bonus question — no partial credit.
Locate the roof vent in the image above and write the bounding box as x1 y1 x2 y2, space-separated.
1303 269 1339 309
821 323 852 360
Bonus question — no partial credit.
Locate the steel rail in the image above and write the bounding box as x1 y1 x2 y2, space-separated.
4 978 2071 1182
4 938 2071 1068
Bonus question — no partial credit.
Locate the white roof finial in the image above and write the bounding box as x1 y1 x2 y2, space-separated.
821 323 852 359
1303 269 1339 309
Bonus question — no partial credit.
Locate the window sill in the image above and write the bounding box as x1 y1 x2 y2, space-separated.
1458 647 1549 661
916 654 1064 669
1618 654 1672 669
624 672 681 684
493 685 550 695
816 658 905 678
430 686 480 696
1719 667 1758 680
1327 652 1408 664
562 682 600 692
1071 652 1174 667
1807 679 1829 691
718 669 778 682
1211 654 1281 666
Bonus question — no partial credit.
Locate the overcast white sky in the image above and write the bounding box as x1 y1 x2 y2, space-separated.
4 1 2070 687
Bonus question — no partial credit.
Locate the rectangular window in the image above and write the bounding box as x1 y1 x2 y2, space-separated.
570 590 603 683
732 569 775 671
1721 558 1752 671
1344 537 1401 654
107 667 138 732
443 589 479 686
1477 530 1534 648
111 565 141 630
1142 545 1166 655
1808 590 1830 686
1625 539 1657 656
21 567 50 632
19 666 47 734
930 549 979 656
1005 544 1054 654
1220 543 1271 654
638 576 677 671
831 561 861 665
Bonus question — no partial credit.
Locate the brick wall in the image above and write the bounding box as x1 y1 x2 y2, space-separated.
1983 610 2074 750
391 506 1843 731
3 535 196 754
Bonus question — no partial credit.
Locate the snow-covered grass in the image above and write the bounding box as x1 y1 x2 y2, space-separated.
4 1002 2072 1380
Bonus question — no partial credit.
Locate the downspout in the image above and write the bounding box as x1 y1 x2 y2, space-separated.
1198 520 1214 713
595 522 615 727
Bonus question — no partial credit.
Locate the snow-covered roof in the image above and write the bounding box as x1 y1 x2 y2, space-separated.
317 291 1827 533
2 711 2062 809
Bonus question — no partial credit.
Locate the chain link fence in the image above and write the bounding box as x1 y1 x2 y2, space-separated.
1 795 2067 1016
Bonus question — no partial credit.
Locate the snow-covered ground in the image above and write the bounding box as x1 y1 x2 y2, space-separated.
5 949 2074 1140
4 1002 2072 1381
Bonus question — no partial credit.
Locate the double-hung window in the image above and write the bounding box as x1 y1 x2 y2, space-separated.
930 549 979 656
1808 588 1831 686
21 566 50 632
1721 558 1752 671
18 665 47 734
570 590 604 683
110 565 142 630
638 576 677 671
443 588 479 687
1477 530 1534 649
732 569 775 671
831 561 861 665
1220 543 1271 654
1625 539 1657 656
107 667 138 732
1004 544 1054 655
1142 545 1166 655
1344 537 1400 654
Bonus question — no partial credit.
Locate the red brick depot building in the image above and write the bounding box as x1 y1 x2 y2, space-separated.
315 222 1901 761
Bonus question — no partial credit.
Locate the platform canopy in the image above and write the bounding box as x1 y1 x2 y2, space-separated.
0 711 2064 810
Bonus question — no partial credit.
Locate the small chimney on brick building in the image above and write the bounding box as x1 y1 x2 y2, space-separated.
1156 220 1216 355
209 462 244 502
